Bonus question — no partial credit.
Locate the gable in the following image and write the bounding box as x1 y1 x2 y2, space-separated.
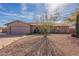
7 21 30 27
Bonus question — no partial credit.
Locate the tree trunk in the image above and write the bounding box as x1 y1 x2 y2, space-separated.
44 34 47 38
76 14 79 37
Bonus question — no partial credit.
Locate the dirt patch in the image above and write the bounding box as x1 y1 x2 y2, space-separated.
0 35 43 56
0 34 79 56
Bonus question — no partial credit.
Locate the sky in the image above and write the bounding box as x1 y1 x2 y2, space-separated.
0 3 79 27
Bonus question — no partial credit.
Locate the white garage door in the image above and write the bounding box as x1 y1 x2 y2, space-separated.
11 26 30 34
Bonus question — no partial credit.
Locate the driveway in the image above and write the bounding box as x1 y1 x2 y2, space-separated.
0 33 23 49
0 33 7 35
0 33 39 49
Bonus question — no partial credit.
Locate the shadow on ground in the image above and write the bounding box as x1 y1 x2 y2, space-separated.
0 33 25 38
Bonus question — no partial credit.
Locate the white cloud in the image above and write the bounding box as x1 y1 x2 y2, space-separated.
55 20 63 23
21 3 27 14
0 10 34 20
26 15 34 19
18 14 33 19
0 11 18 16
20 3 35 19
36 14 41 18
45 3 67 16
0 3 35 20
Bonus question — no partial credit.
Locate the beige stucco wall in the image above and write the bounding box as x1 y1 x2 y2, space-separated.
51 26 70 33
7 22 31 34
30 25 70 34
6 21 74 34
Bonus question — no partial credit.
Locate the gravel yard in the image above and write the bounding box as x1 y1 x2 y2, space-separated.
0 34 79 56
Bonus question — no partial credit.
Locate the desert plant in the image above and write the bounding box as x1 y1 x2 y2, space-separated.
65 8 79 37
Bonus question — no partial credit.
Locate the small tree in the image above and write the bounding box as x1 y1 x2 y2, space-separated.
33 11 55 55
35 11 55 38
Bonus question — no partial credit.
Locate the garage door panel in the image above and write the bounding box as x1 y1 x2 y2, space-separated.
11 26 30 34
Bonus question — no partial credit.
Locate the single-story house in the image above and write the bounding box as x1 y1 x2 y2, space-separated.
5 20 75 34
2 27 7 33
0 27 8 33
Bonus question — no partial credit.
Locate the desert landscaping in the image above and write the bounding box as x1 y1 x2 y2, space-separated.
0 34 79 56
0 3 79 56
0 33 37 49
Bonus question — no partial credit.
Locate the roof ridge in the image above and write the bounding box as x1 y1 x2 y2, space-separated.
5 20 30 25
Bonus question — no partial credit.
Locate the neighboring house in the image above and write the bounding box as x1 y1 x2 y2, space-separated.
0 27 3 32
5 20 75 34
2 27 7 33
0 27 7 33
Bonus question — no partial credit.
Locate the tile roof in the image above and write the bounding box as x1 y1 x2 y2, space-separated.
5 20 70 26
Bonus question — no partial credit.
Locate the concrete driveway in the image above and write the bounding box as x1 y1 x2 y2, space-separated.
0 33 24 49
0 33 38 49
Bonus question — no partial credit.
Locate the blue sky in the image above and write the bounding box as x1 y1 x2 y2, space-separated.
0 3 79 27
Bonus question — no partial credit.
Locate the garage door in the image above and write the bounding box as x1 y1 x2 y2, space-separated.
11 26 30 34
